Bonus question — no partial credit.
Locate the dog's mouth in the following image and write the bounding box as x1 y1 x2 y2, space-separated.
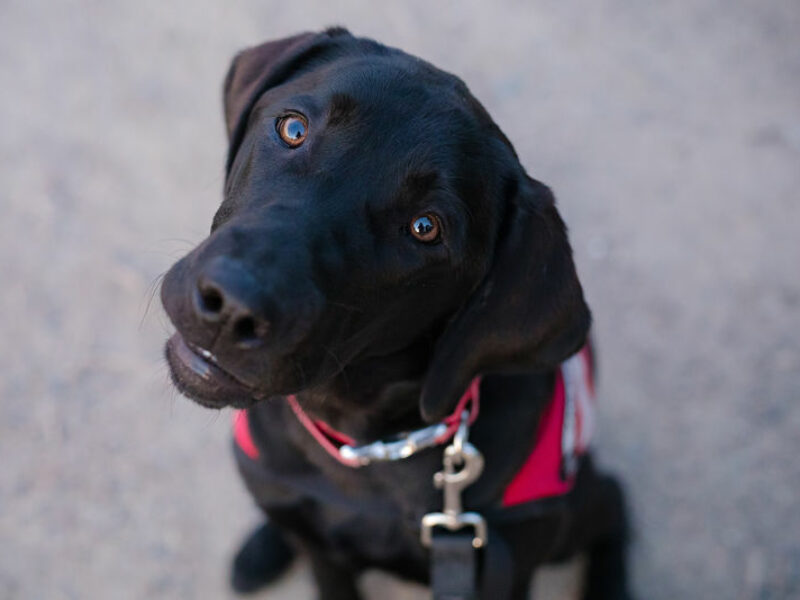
165 333 263 409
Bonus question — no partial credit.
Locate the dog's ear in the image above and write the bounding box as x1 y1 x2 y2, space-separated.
223 28 351 170
420 176 591 422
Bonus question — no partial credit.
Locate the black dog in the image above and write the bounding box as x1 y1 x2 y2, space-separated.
161 28 630 600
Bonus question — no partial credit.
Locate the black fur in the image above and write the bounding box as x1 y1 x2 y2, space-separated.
161 29 630 600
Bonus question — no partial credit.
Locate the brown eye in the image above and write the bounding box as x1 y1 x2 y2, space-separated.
409 213 441 243
277 114 308 147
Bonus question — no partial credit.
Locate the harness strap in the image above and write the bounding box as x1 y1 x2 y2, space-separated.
431 532 479 600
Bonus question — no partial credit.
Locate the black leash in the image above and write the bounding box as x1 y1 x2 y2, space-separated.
428 525 514 600
422 412 513 600
431 532 479 600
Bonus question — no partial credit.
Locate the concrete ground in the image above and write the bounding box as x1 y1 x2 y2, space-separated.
1 1 799 598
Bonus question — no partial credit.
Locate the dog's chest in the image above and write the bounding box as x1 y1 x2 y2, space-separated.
232 352 593 579
236 344 595 522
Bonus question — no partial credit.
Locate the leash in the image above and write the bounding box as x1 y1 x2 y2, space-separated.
421 409 488 599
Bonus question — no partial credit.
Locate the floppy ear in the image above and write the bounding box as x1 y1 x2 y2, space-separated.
222 27 352 170
420 176 591 422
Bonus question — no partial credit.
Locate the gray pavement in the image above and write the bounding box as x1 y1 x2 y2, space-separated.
1 1 799 598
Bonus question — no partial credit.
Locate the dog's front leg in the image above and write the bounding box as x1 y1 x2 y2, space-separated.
306 546 363 600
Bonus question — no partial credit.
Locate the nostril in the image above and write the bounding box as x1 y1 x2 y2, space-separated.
199 286 224 314
232 315 267 347
193 281 226 322
234 316 256 339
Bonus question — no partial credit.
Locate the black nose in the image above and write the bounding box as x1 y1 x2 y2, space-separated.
192 258 270 348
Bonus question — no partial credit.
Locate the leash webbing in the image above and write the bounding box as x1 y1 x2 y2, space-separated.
431 532 479 600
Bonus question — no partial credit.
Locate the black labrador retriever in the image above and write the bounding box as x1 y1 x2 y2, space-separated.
161 28 631 600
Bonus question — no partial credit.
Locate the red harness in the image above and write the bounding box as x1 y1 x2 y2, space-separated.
233 345 595 507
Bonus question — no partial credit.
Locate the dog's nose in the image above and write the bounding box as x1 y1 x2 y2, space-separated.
192 258 270 348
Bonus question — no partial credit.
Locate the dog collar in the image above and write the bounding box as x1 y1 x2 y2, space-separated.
233 344 595 503
286 378 481 467
233 378 480 468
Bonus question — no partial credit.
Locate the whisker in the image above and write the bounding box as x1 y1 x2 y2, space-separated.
322 344 350 391
322 345 350 393
322 344 346 374
292 359 307 389
155 237 200 249
139 271 167 330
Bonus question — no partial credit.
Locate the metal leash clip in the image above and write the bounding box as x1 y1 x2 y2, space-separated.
339 422 449 465
420 411 488 549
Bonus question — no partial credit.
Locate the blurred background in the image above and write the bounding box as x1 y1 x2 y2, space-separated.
1 1 799 598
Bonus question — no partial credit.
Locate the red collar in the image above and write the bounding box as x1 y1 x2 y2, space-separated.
233 378 480 468
286 378 481 467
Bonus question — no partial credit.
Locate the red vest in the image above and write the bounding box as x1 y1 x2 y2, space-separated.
234 345 595 507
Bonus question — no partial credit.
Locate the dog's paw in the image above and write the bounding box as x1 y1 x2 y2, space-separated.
230 521 295 594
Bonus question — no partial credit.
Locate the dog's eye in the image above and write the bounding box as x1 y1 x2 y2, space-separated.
409 213 441 243
276 114 308 147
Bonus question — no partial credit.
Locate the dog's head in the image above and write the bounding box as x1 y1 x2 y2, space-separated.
161 28 590 421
